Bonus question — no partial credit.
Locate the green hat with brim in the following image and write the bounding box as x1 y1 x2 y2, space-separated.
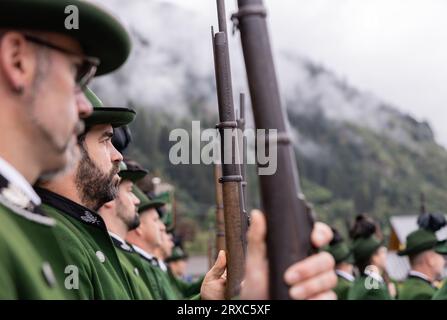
84 87 136 128
150 193 170 225
118 161 147 183
0 0 131 75
132 185 166 214
326 242 354 265
166 246 188 263
398 228 447 256
352 236 383 263
434 241 447 255
151 191 173 228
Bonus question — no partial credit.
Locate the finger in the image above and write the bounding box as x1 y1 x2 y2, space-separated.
289 270 337 300
247 209 266 246
308 291 337 300
241 210 269 299
246 209 267 265
284 252 335 285
208 250 227 279
311 222 333 248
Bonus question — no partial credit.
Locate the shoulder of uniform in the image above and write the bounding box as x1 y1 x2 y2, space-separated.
0 196 55 227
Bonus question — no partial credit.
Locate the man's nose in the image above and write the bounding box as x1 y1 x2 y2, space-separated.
76 91 93 119
111 144 124 163
133 194 140 206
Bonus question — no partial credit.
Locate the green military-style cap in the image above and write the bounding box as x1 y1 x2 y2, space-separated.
84 87 136 128
132 185 165 214
166 246 188 263
351 235 383 263
118 161 147 183
151 191 174 229
398 228 447 256
325 242 354 265
0 0 131 75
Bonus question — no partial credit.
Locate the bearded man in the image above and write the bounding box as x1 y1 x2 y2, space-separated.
36 88 137 299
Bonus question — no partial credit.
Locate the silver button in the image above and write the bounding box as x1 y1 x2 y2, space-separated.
96 251 106 263
134 268 140 276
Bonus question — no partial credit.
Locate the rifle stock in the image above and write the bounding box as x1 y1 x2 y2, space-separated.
211 0 246 299
233 0 314 299
214 163 226 257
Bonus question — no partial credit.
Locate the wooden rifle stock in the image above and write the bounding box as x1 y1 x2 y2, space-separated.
214 163 226 257
211 0 246 299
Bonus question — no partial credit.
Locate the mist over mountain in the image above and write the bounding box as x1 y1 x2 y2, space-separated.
91 0 447 236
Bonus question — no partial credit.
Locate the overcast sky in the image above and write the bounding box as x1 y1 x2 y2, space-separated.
165 0 447 147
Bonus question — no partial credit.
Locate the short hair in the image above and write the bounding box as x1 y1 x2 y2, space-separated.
409 250 429 267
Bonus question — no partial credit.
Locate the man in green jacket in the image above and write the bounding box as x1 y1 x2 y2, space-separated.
134 173 205 299
166 244 204 299
167 245 189 279
98 160 155 299
0 0 130 299
126 186 196 299
348 235 391 300
36 88 137 299
325 228 355 300
128 185 229 299
398 228 447 299
155 218 204 299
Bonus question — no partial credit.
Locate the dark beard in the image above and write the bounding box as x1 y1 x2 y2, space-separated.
75 146 120 211
115 196 141 231
127 215 141 231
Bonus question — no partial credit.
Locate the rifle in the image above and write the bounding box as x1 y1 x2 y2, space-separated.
211 0 246 299
232 0 314 299
237 93 249 225
207 223 215 270
214 163 226 258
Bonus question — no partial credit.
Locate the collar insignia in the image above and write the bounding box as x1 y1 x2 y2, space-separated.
80 211 99 225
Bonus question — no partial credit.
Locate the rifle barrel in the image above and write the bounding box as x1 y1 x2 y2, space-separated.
211 0 246 298
234 0 314 299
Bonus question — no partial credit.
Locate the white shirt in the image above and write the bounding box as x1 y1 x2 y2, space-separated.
0 156 41 206
109 232 133 251
336 269 355 282
108 231 125 244
132 245 167 271
132 244 157 261
409 270 431 282
158 259 168 273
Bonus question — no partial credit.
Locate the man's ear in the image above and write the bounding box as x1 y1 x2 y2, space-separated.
0 32 36 93
426 251 435 267
134 222 144 236
103 199 115 210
